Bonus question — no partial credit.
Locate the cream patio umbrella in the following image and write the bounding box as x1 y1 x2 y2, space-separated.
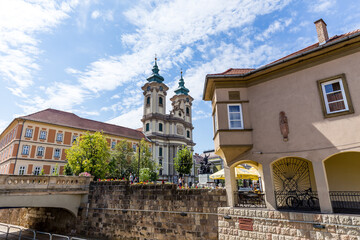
209 165 260 180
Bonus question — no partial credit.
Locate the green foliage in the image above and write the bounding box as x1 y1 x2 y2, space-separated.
174 146 193 176
66 132 110 179
134 139 158 178
108 140 134 179
139 168 151 182
64 163 73 176
52 163 59 176
39 169 45 176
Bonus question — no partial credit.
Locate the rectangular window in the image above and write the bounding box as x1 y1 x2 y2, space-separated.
318 75 354 117
159 159 162 166
37 146 44 156
51 166 57 174
56 133 63 142
228 104 243 129
22 145 30 155
146 123 150 131
187 130 190 138
25 128 33 138
159 123 163 132
132 143 137 152
111 141 116 149
39 130 47 140
159 147 163 157
19 166 26 175
54 148 61 158
34 166 41 175
72 135 78 143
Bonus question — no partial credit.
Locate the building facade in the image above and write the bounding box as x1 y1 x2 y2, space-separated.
142 59 196 183
203 19 360 213
0 109 146 175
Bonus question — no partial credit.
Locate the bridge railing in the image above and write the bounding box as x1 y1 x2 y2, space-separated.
0 175 91 193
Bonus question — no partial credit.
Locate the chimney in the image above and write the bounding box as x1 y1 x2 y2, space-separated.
314 19 329 44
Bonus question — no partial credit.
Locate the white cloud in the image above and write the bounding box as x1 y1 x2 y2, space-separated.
111 94 120 99
0 0 78 90
91 10 100 19
256 18 293 41
308 0 336 13
107 107 143 129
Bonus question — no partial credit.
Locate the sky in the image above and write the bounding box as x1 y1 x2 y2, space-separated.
0 0 360 154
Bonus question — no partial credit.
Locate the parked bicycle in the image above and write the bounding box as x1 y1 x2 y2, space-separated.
286 188 319 209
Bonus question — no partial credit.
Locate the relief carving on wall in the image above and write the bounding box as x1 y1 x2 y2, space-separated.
279 111 289 142
176 125 184 135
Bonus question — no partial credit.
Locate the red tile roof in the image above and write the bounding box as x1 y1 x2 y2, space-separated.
208 29 360 76
20 108 145 140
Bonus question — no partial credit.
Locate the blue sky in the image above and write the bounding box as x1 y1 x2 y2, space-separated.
0 0 359 153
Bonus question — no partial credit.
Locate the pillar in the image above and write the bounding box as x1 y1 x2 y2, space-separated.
261 162 276 210
224 163 237 207
312 160 333 213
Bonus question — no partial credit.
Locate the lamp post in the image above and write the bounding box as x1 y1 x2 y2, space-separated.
137 143 141 181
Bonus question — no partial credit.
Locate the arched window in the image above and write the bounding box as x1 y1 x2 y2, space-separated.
146 97 150 106
187 130 190 138
186 107 190 116
159 123 163 132
146 123 150 131
159 97 163 106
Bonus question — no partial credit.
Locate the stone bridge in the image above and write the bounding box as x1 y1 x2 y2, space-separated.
0 175 91 216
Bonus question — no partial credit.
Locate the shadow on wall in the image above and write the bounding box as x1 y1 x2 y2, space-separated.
0 207 76 235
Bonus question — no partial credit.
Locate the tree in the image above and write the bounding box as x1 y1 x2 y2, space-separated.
174 146 193 177
109 140 134 179
133 139 158 181
66 132 110 179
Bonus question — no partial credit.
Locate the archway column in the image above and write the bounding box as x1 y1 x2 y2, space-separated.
261 162 276 210
224 163 237 207
312 160 333 213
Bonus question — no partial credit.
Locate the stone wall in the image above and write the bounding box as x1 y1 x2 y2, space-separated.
76 181 227 240
0 207 76 234
218 207 360 240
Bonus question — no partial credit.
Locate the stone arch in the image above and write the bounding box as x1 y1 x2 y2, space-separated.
323 151 360 191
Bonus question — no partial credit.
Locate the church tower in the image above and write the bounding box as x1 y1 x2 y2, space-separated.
141 59 195 183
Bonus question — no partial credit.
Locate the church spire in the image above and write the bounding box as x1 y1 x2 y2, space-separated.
174 69 189 95
147 56 164 83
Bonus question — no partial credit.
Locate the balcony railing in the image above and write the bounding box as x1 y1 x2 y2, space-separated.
234 191 266 208
275 189 320 212
330 191 360 214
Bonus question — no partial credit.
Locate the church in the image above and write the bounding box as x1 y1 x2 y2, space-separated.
141 58 196 183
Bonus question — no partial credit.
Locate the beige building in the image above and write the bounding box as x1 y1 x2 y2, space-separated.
0 109 146 176
142 59 196 183
203 19 360 213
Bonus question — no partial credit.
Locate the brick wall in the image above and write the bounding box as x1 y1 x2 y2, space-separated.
218 207 360 240
76 181 227 239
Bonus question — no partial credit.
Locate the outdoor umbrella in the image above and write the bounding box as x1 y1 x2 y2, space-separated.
209 165 260 180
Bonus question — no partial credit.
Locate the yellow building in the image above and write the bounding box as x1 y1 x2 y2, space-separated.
203 19 360 214
0 109 146 175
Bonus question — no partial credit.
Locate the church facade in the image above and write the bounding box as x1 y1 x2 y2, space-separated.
141 59 196 183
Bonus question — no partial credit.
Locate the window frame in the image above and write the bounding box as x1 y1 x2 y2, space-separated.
187 130 190 138
146 123 150 132
25 128 33 138
159 147 163 157
22 145 30 155
34 166 41 175
159 123 163 132
227 104 244 130
39 130 47 140
56 133 63 142
19 166 26 175
146 96 151 107
159 96 163 106
37 146 44 156
317 74 354 118
54 148 61 158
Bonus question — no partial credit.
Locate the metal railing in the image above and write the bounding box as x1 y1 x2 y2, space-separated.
0 223 87 240
330 191 360 214
275 189 320 212
234 191 266 208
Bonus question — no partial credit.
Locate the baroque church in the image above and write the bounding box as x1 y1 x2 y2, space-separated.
141 58 196 183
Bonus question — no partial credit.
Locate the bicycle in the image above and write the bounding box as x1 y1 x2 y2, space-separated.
286 188 319 209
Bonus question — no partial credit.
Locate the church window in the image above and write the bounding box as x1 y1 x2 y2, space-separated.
159 147 163 157
146 97 150 106
186 107 190 116
146 123 150 131
187 130 190 138
159 97 163 106
159 123 163 132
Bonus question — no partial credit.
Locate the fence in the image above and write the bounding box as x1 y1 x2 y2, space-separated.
274 190 320 212
234 191 266 208
329 191 360 214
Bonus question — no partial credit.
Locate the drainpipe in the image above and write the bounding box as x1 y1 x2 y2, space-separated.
13 119 25 175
